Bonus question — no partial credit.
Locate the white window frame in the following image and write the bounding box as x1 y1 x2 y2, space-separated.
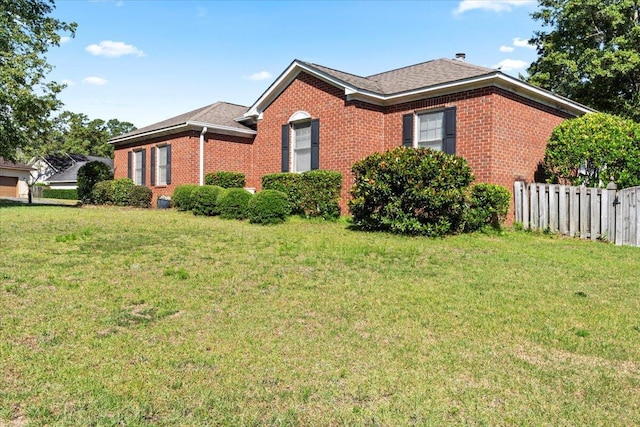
156 145 169 186
133 150 144 185
415 110 445 151
292 121 312 173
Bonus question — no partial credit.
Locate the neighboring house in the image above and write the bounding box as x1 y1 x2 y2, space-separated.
32 154 114 190
110 56 593 215
0 157 34 198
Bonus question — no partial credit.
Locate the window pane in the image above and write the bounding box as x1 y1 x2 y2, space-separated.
295 148 311 172
418 111 444 148
294 123 311 149
158 146 167 185
134 151 143 185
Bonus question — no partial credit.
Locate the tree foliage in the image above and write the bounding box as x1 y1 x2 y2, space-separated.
0 0 76 160
527 0 640 121
34 111 136 158
543 112 640 188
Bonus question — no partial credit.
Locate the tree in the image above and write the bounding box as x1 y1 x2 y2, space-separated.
27 111 136 158
543 112 640 189
0 0 76 160
527 0 640 121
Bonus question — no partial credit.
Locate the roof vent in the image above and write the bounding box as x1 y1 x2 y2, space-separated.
455 53 466 61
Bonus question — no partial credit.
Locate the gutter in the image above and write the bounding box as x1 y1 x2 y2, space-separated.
199 127 207 186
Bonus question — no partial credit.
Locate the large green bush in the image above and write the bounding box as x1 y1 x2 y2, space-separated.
543 112 640 188
191 185 224 216
262 170 342 219
112 178 134 206
463 183 511 232
128 185 152 208
42 188 78 200
247 190 290 225
172 184 199 211
349 147 474 236
204 171 246 188
77 161 113 203
218 188 253 220
91 180 114 205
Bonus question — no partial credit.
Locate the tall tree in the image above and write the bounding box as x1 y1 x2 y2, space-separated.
0 0 76 160
527 0 640 121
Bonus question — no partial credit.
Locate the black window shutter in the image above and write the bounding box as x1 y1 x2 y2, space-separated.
402 114 414 147
443 107 457 155
281 124 290 172
166 144 172 185
310 119 320 170
150 147 156 186
127 151 132 179
140 149 146 185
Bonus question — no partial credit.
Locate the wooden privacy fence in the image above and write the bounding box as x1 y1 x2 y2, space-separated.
514 181 640 247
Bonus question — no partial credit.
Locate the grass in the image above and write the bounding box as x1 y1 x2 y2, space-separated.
1 205 639 426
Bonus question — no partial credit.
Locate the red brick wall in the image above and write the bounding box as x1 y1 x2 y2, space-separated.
114 130 253 204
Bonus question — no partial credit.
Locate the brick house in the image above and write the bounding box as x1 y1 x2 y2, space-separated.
111 57 593 214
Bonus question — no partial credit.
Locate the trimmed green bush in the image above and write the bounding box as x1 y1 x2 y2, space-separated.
204 171 246 188
77 161 113 203
218 188 253 220
92 180 114 205
128 185 152 208
262 170 342 219
42 189 78 200
172 184 199 211
349 147 474 236
112 178 135 206
248 190 290 225
464 183 511 232
191 185 224 216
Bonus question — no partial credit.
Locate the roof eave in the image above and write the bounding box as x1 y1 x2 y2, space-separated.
109 122 256 146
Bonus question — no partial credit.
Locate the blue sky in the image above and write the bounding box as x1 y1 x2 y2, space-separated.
47 0 542 128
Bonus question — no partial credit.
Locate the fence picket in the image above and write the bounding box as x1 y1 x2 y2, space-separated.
590 188 599 241
549 184 558 232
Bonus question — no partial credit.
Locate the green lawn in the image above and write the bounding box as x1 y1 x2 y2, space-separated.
1 205 639 426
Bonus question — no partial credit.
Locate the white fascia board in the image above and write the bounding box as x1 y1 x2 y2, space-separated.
186 121 257 136
109 122 256 145
108 123 190 145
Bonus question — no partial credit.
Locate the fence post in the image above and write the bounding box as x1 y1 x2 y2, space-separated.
605 179 617 243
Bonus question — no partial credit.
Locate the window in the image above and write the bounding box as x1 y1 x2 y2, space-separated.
157 145 169 185
417 111 444 150
293 121 312 172
133 150 144 185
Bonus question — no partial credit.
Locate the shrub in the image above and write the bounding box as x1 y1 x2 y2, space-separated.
191 185 224 216
262 170 342 219
128 185 152 208
77 161 113 203
218 188 253 220
92 180 114 205
172 184 199 211
205 171 246 188
262 173 303 214
544 112 640 188
248 190 290 225
349 147 474 236
42 189 78 200
112 178 135 206
464 183 511 232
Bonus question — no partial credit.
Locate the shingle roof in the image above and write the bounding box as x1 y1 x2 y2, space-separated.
0 157 34 171
111 101 252 141
300 58 497 95
46 156 113 183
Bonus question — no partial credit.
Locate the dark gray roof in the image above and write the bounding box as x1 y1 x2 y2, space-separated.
47 156 113 183
111 101 252 141
300 58 497 95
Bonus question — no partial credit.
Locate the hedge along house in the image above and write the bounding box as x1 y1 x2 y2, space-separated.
111 56 593 215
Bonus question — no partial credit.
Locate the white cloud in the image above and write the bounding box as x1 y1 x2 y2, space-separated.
499 45 515 53
454 0 535 14
85 40 145 58
82 76 108 86
492 59 528 71
513 37 536 49
59 36 71 44
247 71 272 81
61 79 75 87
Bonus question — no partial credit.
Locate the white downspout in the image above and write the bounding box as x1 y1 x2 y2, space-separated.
199 127 207 186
